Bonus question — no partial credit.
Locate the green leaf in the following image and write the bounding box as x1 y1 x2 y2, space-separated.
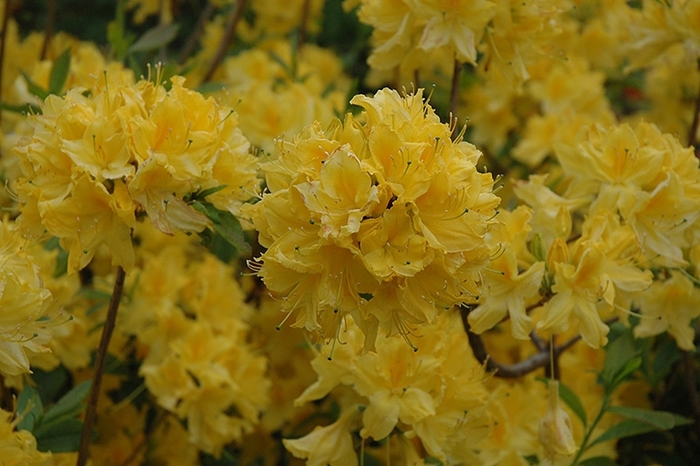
35 418 85 453
607 406 693 430
212 210 251 256
0 101 41 115
48 49 71 95
31 365 71 405
20 71 49 100
195 82 227 94
590 407 693 448
558 381 588 427
192 200 220 223
41 380 91 428
590 418 665 447
578 456 619 466
16 385 43 432
601 328 640 391
196 185 228 200
193 201 252 256
129 23 180 53
611 356 642 389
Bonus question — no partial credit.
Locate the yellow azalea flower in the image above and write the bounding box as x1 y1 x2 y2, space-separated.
40 174 136 272
409 0 497 64
554 121 700 267
295 312 491 462
468 247 545 339
14 71 258 272
283 407 359 466
538 244 612 348
212 40 351 153
0 221 55 376
120 229 269 457
633 271 700 351
0 409 52 466
250 88 499 348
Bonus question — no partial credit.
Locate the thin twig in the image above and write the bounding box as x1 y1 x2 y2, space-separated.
77 266 127 466
202 0 248 83
450 58 462 139
689 59 700 156
682 351 700 437
460 306 615 379
298 0 311 49
177 1 215 65
41 0 56 60
0 0 13 131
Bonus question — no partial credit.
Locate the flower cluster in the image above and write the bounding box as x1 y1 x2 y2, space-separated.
119 225 271 457
249 87 500 348
13 71 259 273
0 220 55 376
286 311 491 464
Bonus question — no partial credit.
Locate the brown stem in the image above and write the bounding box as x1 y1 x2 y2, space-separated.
178 1 216 65
682 351 700 436
450 58 462 138
689 59 700 155
76 266 127 466
201 0 248 83
460 306 612 379
0 0 13 130
41 0 56 60
413 68 421 90
298 0 311 49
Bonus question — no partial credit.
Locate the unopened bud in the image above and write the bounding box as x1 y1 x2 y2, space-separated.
539 380 577 458
546 238 569 271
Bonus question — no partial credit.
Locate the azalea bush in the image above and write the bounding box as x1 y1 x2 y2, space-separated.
0 0 699 465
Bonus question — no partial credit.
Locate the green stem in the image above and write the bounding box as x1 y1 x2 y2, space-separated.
570 393 611 466
76 265 127 466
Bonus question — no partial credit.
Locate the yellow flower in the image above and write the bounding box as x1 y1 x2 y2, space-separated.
14 71 258 273
250 88 499 348
633 270 700 351
295 312 491 463
0 220 55 376
468 248 545 339
0 409 52 466
283 407 359 466
538 244 612 348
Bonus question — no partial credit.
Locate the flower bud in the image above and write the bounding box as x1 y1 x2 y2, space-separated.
539 380 577 458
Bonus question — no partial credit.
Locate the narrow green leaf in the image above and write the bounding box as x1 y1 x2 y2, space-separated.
48 49 71 95
0 101 41 115
31 366 70 406
578 456 619 466
16 385 43 432
34 418 85 453
20 71 49 100
129 23 180 53
41 380 91 427
608 406 673 429
212 210 252 256
590 418 663 447
607 406 693 430
195 82 227 94
558 381 588 427
611 356 642 388
192 200 220 223
196 185 228 200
